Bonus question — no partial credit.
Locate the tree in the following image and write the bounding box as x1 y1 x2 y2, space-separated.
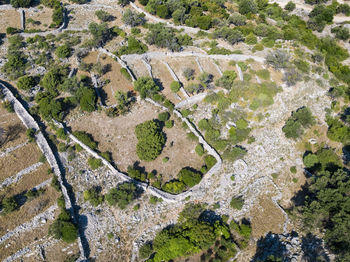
178 168 202 187
145 23 181 51
55 44 71 59
239 0 258 15
88 22 111 47
265 50 290 70
105 182 140 209
75 86 96 112
196 16 212 30
17 75 36 90
1 196 19 214
303 154 319 168
170 81 181 93
2 52 26 80
133 77 160 99
229 13 247 26
135 119 165 161
49 218 78 243
156 4 169 18
139 243 153 259
215 70 237 90
122 9 145 26
230 196 244 210
284 1 296 12
95 10 114 22
10 0 32 8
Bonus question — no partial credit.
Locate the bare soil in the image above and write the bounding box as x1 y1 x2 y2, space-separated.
68 101 203 182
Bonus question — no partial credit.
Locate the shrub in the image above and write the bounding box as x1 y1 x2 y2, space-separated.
135 120 165 161
56 128 68 140
230 196 244 210
139 243 153 259
17 75 36 90
165 120 174 128
245 33 257 45
6 27 21 35
83 187 104 206
95 10 114 22
256 69 270 80
72 131 97 150
26 128 36 142
229 13 247 26
158 112 170 122
239 0 257 14
55 44 71 59
149 195 163 204
120 68 131 80
122 9 145 26
183 68 195 80
88 157 103 170
290 166 297 174
49 218 78 243
170 81 181 93
10 0 32 8
195 144 204 156
265 50 290 70
284 1 296 11
134 77 160 99
204 155 217 170
162 180 186 194
51 175 61 191
1 196 19 214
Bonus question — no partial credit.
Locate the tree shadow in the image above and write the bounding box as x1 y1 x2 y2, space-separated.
301 233 330 262
251 232 289 262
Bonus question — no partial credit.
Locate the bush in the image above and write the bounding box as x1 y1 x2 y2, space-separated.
10 0 32 8
17 76 36 90
156 4 169 18
26 128 36 142
265 50 290 70
162 180 186 194
158 112 170 122
87 157 103 170
55 44 71 59
51 175 61 191
1 196 19 214
72 131 97 150
230 196 244 210
6 27 21 35
195 144 204 156
282 107 314 139
56 128 68 140
170 81 181 93
284 1 296 11
204 155 217 170
133 77 160 99
149 195 163 204
290 166 297 174
239 0 257 14
229 13 247 26
95 10 114 22
105 182 140 209
120 68 131 80
135 120 165 161
165 120 174 128
49 219 78 243
122 9 145 26
139 243 153 259
83 187 104 206
183 68 195 80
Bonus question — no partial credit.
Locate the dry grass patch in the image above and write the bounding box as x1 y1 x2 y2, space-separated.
44 240 79 262
0 143 42 181
150 59 181 103
249 195 285 238
127 59 150 78
25 8 52 31
198 57 221 80
0 186 60 236
100 54 133 105
0 10 21 34
69 101 203 181
166 57 199 87
0 163 50 199
0 224 53 261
